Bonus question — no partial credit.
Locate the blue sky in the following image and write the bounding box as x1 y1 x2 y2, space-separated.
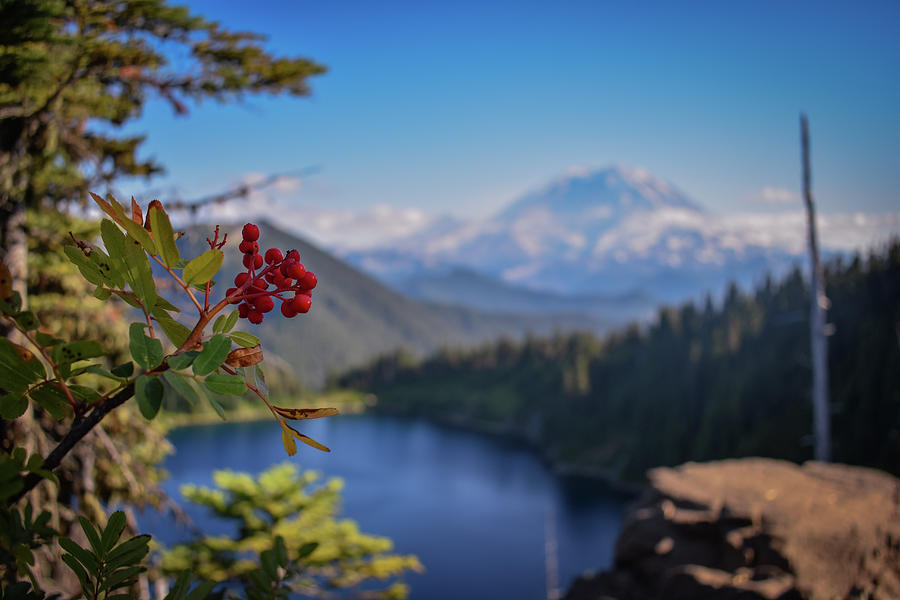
127 0 900 219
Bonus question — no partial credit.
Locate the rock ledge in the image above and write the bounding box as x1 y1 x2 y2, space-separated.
564 458 900 600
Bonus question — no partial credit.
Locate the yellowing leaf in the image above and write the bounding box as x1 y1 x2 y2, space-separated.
280 422 297 456
272 406 338 421
286 422 330 453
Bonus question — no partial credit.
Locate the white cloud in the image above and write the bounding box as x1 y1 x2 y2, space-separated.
751 186 800 205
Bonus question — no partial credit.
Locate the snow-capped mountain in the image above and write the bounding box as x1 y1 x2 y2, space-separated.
340 166 805 312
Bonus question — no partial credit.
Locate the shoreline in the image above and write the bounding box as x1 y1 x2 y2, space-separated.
160 390 373 431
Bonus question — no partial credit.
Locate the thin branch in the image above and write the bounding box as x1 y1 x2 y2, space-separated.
150 254 203 314
11 382 136 504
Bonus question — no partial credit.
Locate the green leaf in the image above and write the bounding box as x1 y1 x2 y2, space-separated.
101 511 127 555
154 295 181 312
35 332 63 347
166 352 197 370
82 365 125 381
222 309 239 334
69 385 101 405
135 375 163 420
151 308 191 348
113 290 142 309
61 553 91 595
182 249 223 286
149 206 181 268
63 246 103 285
105 535 150 568
27 383 69 420
129 323 163 369
0 394 27 419
192 334 231 376
203 391 226 420
296 541 318 559
102 565 145 592
203 373 246 396
254 365 268 399
104 540 150 570
114 205 158 256
52 341 104 366
101 218 127 262
60 536 100 573
121 234 158 309
184 580 217 600
163 372 200 406
0 339 45 394
229 331 260 348
77 516 104 557
94 287 112 300
111 362 134 378
12 311 39 331
89 248 125 288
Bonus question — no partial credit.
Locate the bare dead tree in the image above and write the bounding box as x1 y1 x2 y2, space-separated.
158 166 320 215
801 114 831 462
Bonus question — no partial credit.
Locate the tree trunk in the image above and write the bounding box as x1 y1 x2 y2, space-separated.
800 114 831 462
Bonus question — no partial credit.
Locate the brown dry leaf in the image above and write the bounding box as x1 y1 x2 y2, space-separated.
272 406 339 421
225 345 263 367
130 196 143 226
286 422 330 452
0 262 12 300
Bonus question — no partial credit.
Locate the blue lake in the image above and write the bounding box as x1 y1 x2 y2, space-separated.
142 414 630 599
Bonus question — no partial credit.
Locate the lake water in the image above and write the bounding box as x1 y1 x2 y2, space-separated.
142 414 630 599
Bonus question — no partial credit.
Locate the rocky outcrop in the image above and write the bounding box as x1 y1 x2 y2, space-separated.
564 458 900 600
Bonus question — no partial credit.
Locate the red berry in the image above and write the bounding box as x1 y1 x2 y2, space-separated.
264 248 283 265
286 249 300 262
281 301 298 318
279 259 295 277
248 309 263 324
270 271 286 287
242 223 260 242
238 303 250 318
251 278 268 291
239 240 258 254
234 272 250 287
254 295 275 313
287 262 306 280
299 272 317 290
225 287 241 304
290 294 311 314
243 253 263 269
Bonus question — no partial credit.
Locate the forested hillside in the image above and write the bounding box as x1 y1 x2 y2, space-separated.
176 221 596 387
338 241 900 481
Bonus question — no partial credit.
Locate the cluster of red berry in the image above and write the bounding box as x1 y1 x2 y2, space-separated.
224 223 318 324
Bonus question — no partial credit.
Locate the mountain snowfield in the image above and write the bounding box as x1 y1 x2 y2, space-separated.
197 166 900 316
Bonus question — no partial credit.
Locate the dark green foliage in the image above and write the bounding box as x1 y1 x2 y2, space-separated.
340 242 900 481
0 0 325 227
59 511 150 599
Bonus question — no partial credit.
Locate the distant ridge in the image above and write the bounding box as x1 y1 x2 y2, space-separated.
179 221 598 387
